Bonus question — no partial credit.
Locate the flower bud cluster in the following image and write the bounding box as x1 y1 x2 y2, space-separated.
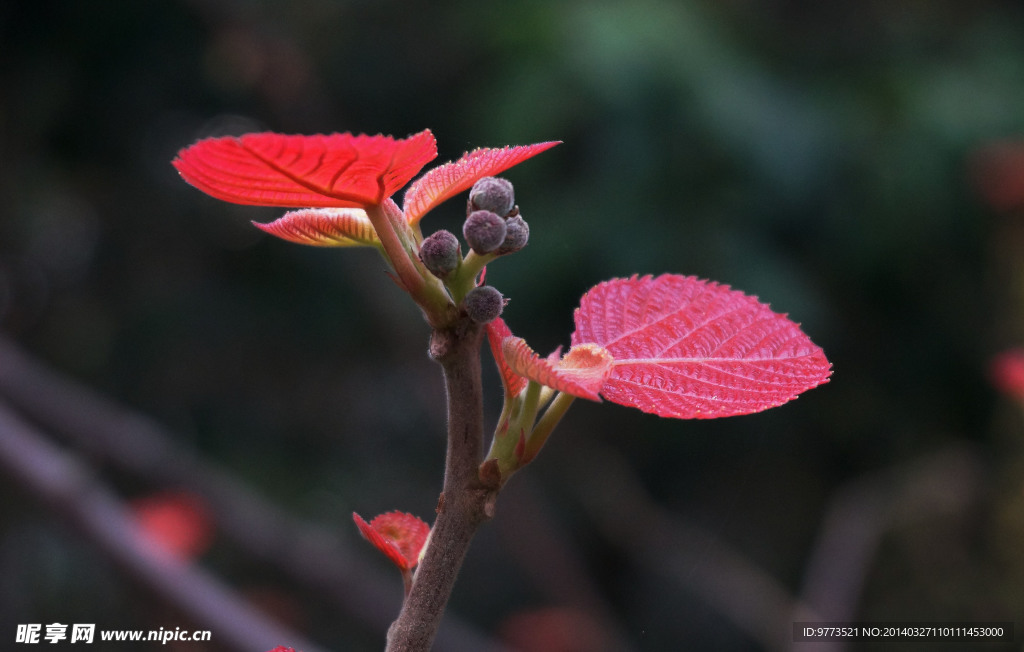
464 176 529 255
418 177 525 325
419 176 532 284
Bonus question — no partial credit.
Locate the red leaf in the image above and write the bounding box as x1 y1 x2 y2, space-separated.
502 337 614 402
254 208 379 247
173 130 437 208
352 511 430 571
403 142 560 224
486 318 529 399
572 274 831 418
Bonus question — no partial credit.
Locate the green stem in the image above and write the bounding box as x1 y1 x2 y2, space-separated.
519 381 543 433
484 400 514 462
448 250 495 304
484 381 545 478
524 391 576 464
365 202 452 327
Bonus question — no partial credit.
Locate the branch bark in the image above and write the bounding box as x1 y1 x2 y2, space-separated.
386 319 499 651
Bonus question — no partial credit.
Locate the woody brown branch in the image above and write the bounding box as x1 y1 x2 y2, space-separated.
386 319 499 651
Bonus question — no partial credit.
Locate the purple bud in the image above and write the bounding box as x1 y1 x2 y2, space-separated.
419 229 461 278
468 177 515 217
495 215 529 255
463 285 505 324
463 210 507 254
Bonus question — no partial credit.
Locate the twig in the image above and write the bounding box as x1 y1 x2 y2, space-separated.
0 398 327 652
386 320 498 651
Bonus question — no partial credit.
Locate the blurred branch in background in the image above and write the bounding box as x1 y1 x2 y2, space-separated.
0 336 507 652
795 445 984 652
0 399 325 652
571 445 816 652
570 442 984 652
496 477 638 652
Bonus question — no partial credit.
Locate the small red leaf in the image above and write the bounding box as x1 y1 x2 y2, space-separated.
403 142 560 224
352 511 430 571
486 318 529 399
572 274 831 418
254 208 379 247
502 337 614 402
173 130 437 208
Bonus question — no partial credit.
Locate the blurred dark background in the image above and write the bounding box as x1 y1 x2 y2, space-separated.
2 0 1024 650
